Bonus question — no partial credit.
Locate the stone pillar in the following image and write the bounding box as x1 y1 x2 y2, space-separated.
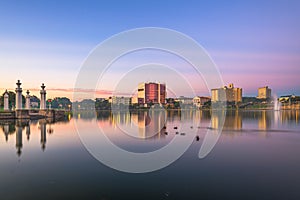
26 90 31 109
15 80 23 110
4 90 9 111
40 83 46 110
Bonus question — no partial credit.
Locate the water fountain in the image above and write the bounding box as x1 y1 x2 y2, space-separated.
273 96 281 111
273 95 281 127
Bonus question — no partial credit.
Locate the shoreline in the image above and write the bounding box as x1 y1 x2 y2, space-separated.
1 107 299 120
0 109 67 120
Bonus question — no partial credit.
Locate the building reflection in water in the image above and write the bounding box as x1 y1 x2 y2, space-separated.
2 109 299 157
256 110 300 131
193 110 211 124
167 109 181 122
111 111 131 128
99 110 167 139
211 110 242 131
258 110 272 130
133 110 166 139
280 110 300 125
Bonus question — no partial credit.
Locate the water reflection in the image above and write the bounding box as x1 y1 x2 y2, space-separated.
1 110 299 157
74 109 300 131
212 110 242 130
26 124 30 140
15 120 24 156
94 110 212 125
131 111 166 139
258 111 272 130
0 110 299 200
2 121 15 141
280 110 300 125
0 117 70 157
40 122 47 151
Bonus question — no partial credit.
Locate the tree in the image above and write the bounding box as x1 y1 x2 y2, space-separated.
95 99 111 110
47 97 72 109
0 91 25 109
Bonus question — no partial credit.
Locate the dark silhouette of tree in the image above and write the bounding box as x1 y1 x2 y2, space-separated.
0 91 25 109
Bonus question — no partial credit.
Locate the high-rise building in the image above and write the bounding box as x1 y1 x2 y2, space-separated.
211 83 242 103
257 86 272 99
137 82 166 106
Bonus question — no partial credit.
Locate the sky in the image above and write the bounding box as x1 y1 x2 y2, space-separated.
0 0 299 100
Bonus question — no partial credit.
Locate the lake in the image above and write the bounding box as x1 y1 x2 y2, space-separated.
0 110 299 200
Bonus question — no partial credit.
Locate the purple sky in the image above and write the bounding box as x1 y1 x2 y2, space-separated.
0 0 299 100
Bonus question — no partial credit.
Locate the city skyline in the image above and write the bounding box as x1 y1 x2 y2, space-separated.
0 79 298 102
1 2 300 199
0 1 300 100
2 79 299 115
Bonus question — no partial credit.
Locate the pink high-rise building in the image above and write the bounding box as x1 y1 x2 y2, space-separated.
137 82 166 106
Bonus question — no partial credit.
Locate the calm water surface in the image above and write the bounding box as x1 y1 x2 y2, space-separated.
0 110 299 200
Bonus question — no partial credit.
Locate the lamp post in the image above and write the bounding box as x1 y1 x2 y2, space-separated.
48 99 52 110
